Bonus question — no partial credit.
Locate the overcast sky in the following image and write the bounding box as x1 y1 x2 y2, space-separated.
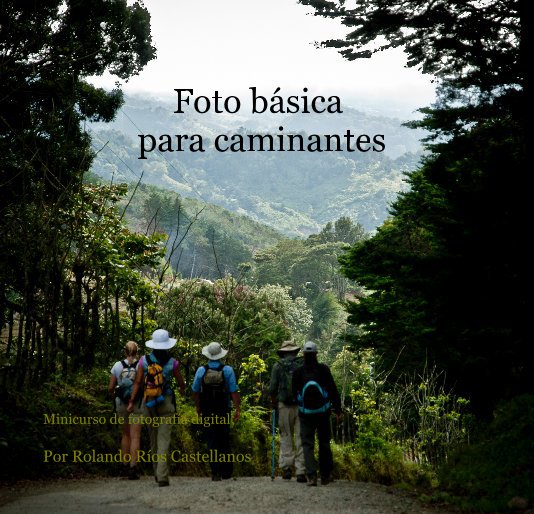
90 0 435 117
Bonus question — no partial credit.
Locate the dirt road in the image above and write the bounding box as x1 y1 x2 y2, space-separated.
0 476 453 513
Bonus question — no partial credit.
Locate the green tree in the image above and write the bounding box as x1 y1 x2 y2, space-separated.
302 0 529 415
299 0 527 130
0 1 156 385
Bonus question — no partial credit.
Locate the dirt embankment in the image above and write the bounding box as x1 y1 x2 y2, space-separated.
0 476 454 513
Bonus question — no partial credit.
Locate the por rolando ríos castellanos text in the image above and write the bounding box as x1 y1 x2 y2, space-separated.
137 87 385 159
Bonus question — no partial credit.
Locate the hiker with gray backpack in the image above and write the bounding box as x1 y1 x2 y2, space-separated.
192 342 241 481
108 341 142 479
268 340 306 482
292 341 342 486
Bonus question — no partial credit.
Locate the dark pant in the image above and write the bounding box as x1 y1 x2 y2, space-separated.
299 413 333 478
204 412 233 478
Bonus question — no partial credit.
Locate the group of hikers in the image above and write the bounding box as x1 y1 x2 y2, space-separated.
108 329 341 487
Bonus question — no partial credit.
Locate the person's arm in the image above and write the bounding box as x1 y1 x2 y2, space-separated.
268 363 279 408
108 374 117 397
191 366 204 415
173 361 186 396
127 366 144 413
224 366 241 422
292 366 302 401
323 365 343 421
231 392 241 422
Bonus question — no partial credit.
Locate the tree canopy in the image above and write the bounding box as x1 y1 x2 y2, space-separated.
300 0 530 415
0 1 156 383
0 0 155 202
299 0 529 132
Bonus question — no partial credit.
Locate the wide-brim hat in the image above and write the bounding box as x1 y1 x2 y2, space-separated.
202 342 228 360
278 340 300 355
146 329 177 350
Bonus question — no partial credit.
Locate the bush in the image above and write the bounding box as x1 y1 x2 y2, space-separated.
440 394 534 512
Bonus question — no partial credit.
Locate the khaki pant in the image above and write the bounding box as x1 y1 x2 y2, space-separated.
143 395 175 483
278 402 305 475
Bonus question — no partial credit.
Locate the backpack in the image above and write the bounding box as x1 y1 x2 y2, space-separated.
115 359 138 403
277 357 302 405
297 368 331 415
144 354 165 406
200 363 228 414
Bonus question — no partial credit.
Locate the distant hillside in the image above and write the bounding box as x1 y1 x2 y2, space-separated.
90 95 424 236
120 182 284 280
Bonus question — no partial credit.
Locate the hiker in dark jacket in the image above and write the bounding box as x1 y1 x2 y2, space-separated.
268 340 306 482
292 341 342 486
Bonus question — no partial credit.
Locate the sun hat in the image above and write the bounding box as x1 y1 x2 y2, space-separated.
202 342 228 360
277 340 300 355
145 329 177 350
302 341 318 353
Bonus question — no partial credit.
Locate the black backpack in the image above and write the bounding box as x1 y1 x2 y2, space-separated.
200 363 228 414
297 366 331 415
277 357 302 405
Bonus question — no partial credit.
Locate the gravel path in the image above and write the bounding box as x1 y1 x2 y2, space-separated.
0 477 454 514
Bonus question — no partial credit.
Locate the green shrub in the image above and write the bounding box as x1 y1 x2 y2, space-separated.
440 394 534 512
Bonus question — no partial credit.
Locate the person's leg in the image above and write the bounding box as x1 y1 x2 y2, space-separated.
316 414 334 481
204 422 220 478
299 415 317 478
155 395 175 485
278 403 295 478
291 407 306 478
116 402 130 476
121 423 131 458
143 402 158 481
129 423 141 480
218 419 233 479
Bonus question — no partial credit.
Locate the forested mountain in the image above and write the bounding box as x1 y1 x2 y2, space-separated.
89 95 423 236
120 182 284 280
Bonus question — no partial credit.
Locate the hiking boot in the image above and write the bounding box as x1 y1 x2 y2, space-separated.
307 474 317 487
282 467 292 480
128 466 140 480
118 465 129 478
296 474 307 483
212 475 222 482
158 480 169 487
321 475 332 485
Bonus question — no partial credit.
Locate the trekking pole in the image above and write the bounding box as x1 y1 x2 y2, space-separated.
271 408 276 480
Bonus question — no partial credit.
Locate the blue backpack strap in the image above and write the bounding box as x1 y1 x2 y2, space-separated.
141 354 150 372
161 357 176 395
298 380 331 415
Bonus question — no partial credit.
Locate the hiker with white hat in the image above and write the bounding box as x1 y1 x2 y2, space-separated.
268 340 306 483
191 341 240 481
128 329 186 487
292 341 342 487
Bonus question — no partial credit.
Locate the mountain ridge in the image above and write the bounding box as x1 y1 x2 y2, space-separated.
90 95 424 236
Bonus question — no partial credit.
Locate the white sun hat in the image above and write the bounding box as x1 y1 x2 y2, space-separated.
202 342 228 360
145 329 177 350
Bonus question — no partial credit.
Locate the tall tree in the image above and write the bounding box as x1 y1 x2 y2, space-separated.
0 1 156 384
301 0 530 414
299 0 529 129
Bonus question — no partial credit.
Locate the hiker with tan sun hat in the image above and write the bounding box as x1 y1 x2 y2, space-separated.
268 340 306 483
